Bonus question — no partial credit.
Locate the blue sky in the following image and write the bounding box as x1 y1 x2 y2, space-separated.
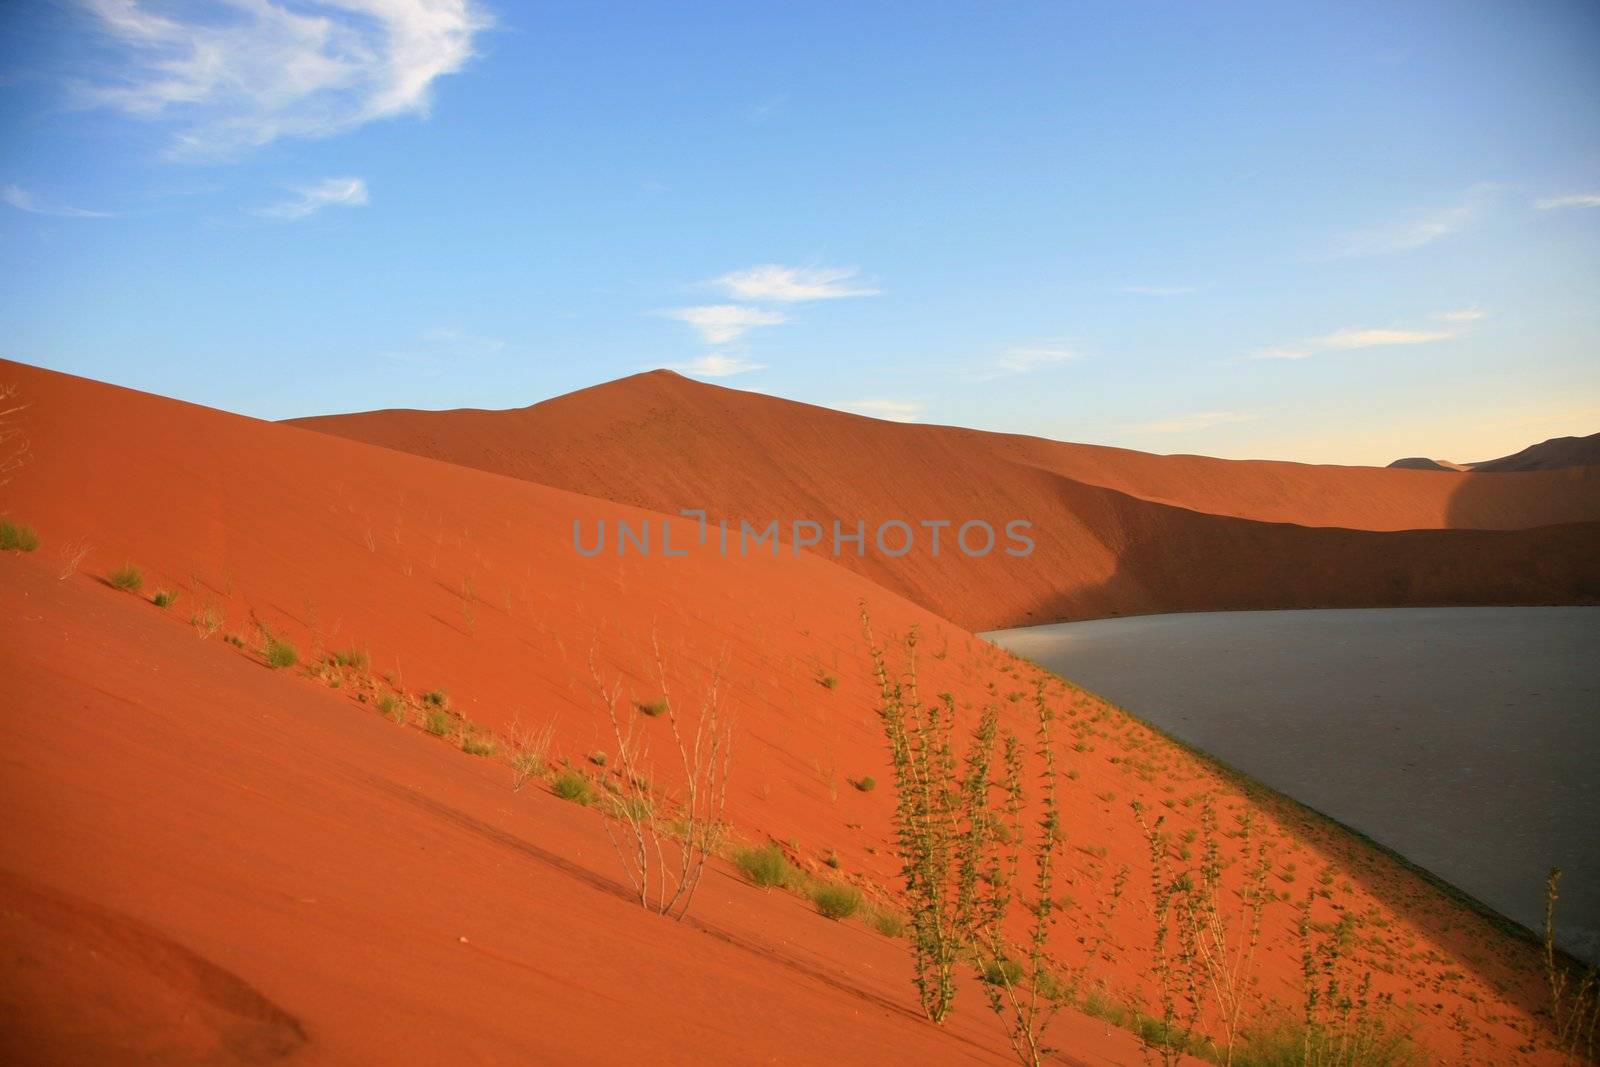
1 1 1597 465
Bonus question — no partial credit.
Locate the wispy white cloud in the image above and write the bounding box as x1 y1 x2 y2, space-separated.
1241 316 1468 362
2 184 113 218
712 265 880 303
1317 327 1455 349
1120 283 1199 296
1534 192 1600 211
664 305 787 344
665 354 766 378
1329 186 1492 258
76 0 489 158
1133 411 1259 434
255 176 368 220
970 345 1081 379
837 400 924 423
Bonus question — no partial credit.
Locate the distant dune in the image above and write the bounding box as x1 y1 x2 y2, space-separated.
1388 432 1600 474
0 357 1575 1063
292 370 1600 631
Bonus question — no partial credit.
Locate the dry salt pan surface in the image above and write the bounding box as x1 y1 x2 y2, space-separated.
984 606 1600 961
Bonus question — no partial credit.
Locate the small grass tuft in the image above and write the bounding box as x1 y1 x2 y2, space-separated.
733 843 796 889
0 520 39 552
376 693 405 723
811 882 863 920
151 588 177 609
817 670 839 690
264 636 298 669
851 775 876 793
109 564 143 591
424 707 451 736
552 770 595 805
331 648 368 670
637 697 669 718
868 907 906 938
461 733 497 757
423 689 449 709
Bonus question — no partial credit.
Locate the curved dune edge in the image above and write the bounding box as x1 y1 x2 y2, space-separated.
0 358 1577 1064
290 370 1600 631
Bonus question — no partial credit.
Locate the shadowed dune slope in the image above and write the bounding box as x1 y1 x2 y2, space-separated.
291 370 1600 630
0 359 1577 1063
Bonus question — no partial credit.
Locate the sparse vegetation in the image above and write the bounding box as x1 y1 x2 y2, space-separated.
851 775 876 792
109 563 143 591
1544 867 1599 1065
868 907 907 938
461 733 497 757
331 648 368 670
733 843 796 889
812 882 863 920
190 602 222 638
552 769 595 805
424 707 451 736
818 670 839 690
637 696 669 717
0 519 38 552
264 636 298 669
509 717 557 791
376 693 405 723
151 588 177 608
423 689 449 709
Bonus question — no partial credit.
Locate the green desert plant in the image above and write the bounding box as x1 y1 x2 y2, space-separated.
868 907 907 938
851 775 877 792
264 636 298 669
331 648 369 670
552 769 594 805
461 733 497 757
637 696 669 717
376 693 405 723
509 717 557 792
817 670 839 690
151 588 177 608
812 882 863 920
424 707 451 736
109 563 143 591
1544 867 1599 1065
0 520 38 552
423 689 448 709
733 843 796 889
190 602 222 639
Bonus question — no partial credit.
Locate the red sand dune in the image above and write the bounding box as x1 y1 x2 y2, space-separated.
0 359 1577 1063
292 370 1600 631
1389 432 1600 474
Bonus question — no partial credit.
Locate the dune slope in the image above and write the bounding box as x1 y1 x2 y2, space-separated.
0 359 1576 1063
291 370 1600 630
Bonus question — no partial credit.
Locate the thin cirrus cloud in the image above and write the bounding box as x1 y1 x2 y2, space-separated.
1534 193 1600 211
971 345 1081 379
1327 186 1492 259
837 400 925 423
255 177 369 220
2 184 113 218
664 305 787 345
1241 314 1475 362
711 264 880 303
665 354 768 378
75 0 489 158
1133 411 1259 435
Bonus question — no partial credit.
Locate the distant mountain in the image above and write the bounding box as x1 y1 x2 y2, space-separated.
1389 432 1600 473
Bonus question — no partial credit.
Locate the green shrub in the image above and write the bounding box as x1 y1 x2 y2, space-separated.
0 521 38 552
812 882 863 920
265 637 298 669
109 564 143 591
331 648 368 670
424 708 451 736
151 588 177 608
868 907 906 938
980 957 1024 986
423 689 448 709
461 733 497 757
552 770 594 805
637 697 669 718
852 775 876 792
588 750 608 767
376 693 404 723
733 843 795 888
818 671 839 690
